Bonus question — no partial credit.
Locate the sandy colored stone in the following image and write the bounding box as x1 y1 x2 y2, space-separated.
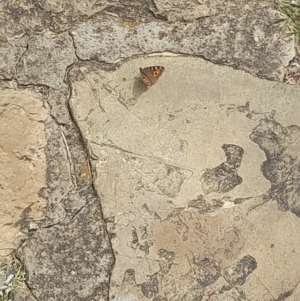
69 56 300 300
0 89 47 259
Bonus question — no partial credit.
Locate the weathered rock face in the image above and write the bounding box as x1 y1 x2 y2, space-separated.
0 0 300 300
71 10 293 81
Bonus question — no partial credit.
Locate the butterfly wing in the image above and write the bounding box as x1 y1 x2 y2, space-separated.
140 66 165 86
140 67 153 86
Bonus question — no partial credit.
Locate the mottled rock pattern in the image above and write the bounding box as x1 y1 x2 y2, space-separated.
0 0 299 301
16 33 76 89
250 116 300 216
22 193 113 300
17 85 115 300
222 255 257 286
200 144 244 194
71 9 293 81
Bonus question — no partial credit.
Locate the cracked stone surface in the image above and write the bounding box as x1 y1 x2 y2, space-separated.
0 0 300 300
16 32 76 88
71 10 294 80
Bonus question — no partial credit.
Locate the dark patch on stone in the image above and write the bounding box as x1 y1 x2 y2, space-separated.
141 274 159 298
194 257 221 287
157 249 175 261
138 241 152 255
275 289 293 301
14 204 34 231
158 260 173 275
188 194 224 213
222 255 257 286
200 144 244 194
132 227 139 244
167 210 189 241
128 224 153 255
250 117 300 216
122 268 136 286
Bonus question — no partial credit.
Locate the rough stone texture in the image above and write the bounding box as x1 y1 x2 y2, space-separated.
16 32 76 89
10 287 38 301
0 0 299 300
22 193 113 301
0 88 47 258
71 5 294 81
0 34 28 80
18 87 115 300
69 57 300 300
153 0 211 21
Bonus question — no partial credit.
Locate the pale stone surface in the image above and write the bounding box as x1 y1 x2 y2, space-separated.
69 56 300 300
0 88 47 258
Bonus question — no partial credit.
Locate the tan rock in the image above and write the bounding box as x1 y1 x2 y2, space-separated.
0 89 47 259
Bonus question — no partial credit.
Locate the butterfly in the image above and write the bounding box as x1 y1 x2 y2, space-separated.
139 66 165 86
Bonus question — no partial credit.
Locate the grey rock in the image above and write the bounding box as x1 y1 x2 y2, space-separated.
72 6 293 80
20 191 114 301
16 32 76 88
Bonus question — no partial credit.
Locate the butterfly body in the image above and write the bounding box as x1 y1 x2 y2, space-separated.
139 66 165 86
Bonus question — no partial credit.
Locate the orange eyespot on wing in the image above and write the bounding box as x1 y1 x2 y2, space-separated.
139 66 165 86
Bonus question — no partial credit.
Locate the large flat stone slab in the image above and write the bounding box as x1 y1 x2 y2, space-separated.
69 56 300 300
